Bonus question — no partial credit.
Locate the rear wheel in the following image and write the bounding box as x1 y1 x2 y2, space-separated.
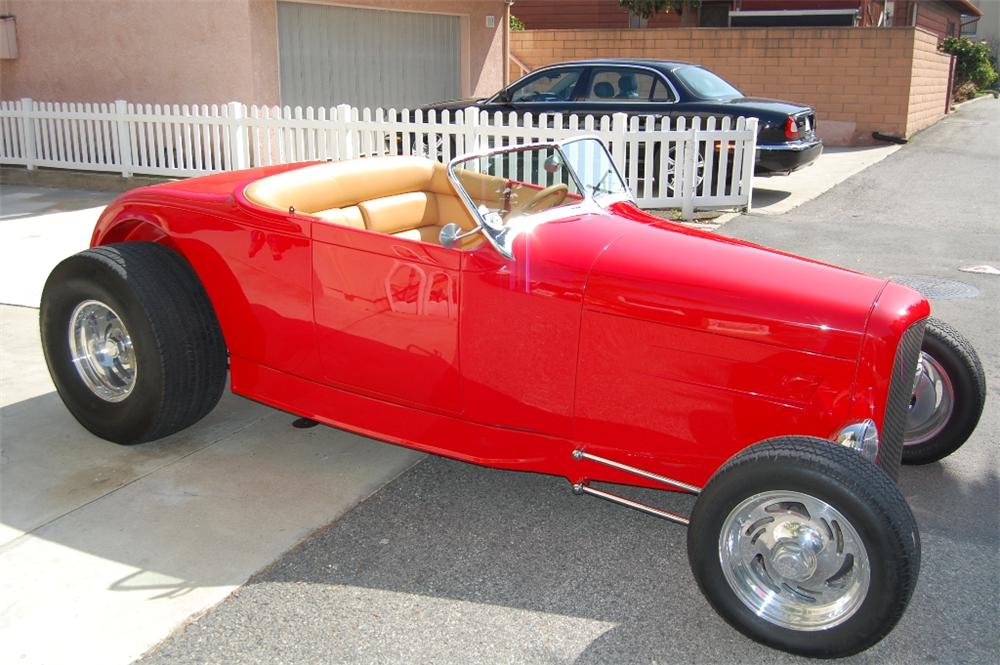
903 317 986 464
40 242 227 444
688 437 920 658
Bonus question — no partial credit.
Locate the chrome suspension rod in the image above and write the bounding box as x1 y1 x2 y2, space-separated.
572 449 701 495
573 483 690 526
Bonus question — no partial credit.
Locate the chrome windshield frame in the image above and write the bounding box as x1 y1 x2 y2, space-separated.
446 136 630 259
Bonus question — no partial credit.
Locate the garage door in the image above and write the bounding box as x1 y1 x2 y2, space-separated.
277 2 461 110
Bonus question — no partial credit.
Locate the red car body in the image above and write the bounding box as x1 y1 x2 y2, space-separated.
90 162 929 491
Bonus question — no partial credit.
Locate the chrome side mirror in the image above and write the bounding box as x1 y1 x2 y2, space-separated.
439 223 481 249
439 223 463 249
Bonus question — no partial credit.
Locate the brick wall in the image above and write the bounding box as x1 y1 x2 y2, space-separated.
510 26 953 145
907 28 954 135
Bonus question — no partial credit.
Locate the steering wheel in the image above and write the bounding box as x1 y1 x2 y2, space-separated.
526 92 561 102
509 183 568 217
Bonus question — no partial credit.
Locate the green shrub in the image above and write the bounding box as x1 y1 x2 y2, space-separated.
510 14 525 31
941 36 999 91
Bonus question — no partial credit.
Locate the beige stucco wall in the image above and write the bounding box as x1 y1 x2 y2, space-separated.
0 0 280 104
0 0 505 105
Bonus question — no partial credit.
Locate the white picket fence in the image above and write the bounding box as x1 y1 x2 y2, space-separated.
0 98 758 218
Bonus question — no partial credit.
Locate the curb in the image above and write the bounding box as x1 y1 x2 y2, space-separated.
0 166 175 193
951 93 996 111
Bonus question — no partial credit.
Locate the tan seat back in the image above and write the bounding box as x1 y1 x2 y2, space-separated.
244 157 437 214
243 157 507 247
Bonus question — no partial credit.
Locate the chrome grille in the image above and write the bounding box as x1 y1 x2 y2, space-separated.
879 319 927 480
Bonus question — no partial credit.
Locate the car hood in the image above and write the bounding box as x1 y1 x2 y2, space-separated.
419 97 487 113
582 215 886 360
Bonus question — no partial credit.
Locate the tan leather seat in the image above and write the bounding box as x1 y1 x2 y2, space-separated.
243 156 494 247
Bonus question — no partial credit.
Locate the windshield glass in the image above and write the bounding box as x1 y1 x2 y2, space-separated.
449 145 585 221
561 138 629 199
674 66 742 99
447 139 630 258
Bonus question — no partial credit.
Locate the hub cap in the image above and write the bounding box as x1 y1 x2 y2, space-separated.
666 150 705 189
719 491 870 631
68 300 137 402
905 352 954 447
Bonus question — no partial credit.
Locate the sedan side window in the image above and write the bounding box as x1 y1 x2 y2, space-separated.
651 78 677 103
510 69 583 103
582 69 662 102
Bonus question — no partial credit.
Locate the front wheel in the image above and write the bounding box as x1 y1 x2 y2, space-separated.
903 317 986 464
688 437 920 658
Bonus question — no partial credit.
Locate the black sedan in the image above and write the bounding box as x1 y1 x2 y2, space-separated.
422 59 822 175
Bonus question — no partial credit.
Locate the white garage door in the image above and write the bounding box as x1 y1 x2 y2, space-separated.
277 2 461 110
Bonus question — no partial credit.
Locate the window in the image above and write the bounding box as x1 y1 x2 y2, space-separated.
673 66 742 100
509 68 583 103
947 20 956 37
651 78 676 102
582 68 667 102
628 12 648 28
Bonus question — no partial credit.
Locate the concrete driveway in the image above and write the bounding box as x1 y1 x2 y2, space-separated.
0 188 423 665
134 101 998 663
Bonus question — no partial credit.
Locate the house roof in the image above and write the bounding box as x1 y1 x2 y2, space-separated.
944 0 983 17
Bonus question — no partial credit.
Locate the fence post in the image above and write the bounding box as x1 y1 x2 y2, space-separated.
335 104 354 159
609 112 628 175
462 106 481 154
743 118 758 214
18 98 36 170
681 116 699 221
114 100 134 177
227 101 249 170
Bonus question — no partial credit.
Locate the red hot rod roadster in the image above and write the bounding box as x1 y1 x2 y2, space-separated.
40 138 985 658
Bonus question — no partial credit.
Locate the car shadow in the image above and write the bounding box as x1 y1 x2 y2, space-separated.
749 187 793 208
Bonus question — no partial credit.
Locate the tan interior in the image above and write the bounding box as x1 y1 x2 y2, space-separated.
243 156 507 248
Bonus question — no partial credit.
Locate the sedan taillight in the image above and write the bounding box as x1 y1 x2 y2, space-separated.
785 116 799 140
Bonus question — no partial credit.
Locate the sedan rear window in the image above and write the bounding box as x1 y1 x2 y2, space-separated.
674 66 742 100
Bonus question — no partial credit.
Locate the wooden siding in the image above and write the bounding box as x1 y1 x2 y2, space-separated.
513 0 685 29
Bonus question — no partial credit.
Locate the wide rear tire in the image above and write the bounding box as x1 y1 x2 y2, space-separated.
40 242 227 444
688 437 920 658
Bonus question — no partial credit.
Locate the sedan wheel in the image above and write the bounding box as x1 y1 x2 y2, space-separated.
666 147 705 191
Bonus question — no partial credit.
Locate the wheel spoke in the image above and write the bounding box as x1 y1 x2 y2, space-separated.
719 490 870 630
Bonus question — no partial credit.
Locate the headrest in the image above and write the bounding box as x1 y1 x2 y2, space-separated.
618 74 639 94
594 81 615 99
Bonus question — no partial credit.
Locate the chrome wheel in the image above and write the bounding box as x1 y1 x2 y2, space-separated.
68 299 137 402
905 352 955 447
666 149 705 189
719 490 870 631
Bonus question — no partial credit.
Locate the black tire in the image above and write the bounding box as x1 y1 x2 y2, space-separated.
688 437 920 658
40 242 227 444
902 317 986 464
